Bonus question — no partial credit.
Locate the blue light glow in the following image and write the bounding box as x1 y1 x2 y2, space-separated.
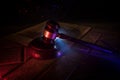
57 51 62 57
55 37 72 54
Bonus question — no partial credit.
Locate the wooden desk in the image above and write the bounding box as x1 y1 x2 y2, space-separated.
0 21 120 80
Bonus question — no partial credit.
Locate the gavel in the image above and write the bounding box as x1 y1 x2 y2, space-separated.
29 20 116 59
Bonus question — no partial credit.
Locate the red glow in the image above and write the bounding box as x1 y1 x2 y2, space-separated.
0 76 7 80
44 30 57 39
3 78 7 80
0 75 2 79
32 52 40 59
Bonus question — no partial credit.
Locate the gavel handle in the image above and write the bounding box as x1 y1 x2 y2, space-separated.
58 33 116 54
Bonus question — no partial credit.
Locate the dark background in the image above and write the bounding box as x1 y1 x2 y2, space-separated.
1 0 120 37
0 1 120 79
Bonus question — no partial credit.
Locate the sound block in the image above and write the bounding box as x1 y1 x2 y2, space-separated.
29 37 60 60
